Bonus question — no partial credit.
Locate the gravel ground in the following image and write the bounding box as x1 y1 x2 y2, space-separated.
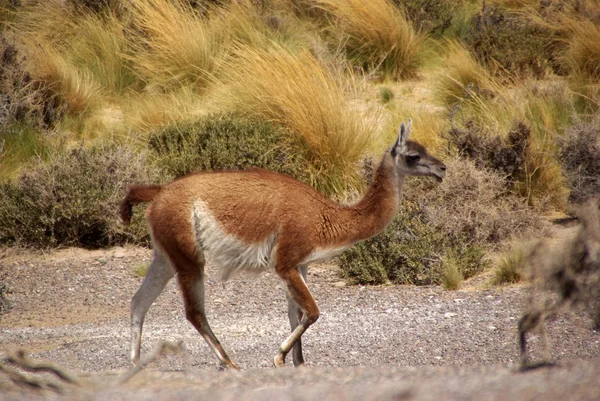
1 246 599 400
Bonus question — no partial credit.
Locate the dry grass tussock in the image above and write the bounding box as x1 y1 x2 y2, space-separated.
315 0 424 80
126 0 219 90
519 199 600 369
434 40 500 108
214 44 373 196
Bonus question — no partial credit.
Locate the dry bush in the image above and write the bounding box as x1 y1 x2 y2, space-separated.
392 0 455 35
215 44 373 196
464 3 557 78
447 121 529 188
315 0 424 80
493 244 527 285
519 199 600 368
557 118 600 203
338 158 545 285
415 157 545 246
0 144 163 248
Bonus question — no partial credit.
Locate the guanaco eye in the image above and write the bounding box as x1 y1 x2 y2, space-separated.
406 154 421 162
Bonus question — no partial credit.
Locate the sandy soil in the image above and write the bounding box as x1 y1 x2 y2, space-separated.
0 245 599 400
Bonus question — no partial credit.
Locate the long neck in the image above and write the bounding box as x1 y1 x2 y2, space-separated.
348 153 405 242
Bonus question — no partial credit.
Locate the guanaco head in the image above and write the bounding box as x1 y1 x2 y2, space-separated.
391 119 447 182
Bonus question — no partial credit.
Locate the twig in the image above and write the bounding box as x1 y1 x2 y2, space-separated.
0 360 61 393
116 340 184 386
5 349 79 385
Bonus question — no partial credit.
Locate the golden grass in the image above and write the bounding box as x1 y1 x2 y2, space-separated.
442 259 463 290
123 87 207 134
380 105 447 156
434 41 500 107
492 246 526 285
68 12 136 94
316 0 424 80
215 44 373 196
25 46 103 118
126 0 219 90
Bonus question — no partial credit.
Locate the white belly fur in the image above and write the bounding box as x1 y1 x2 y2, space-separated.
301 245 350 265
192 200 277 280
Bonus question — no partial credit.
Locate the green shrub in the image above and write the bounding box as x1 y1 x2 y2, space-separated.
338 200 487 286
0 144 162 248
338 158 544 286
557 118 600 203
379 86 395 104
149 113 312 181
463 4 557 78
392 0 454 35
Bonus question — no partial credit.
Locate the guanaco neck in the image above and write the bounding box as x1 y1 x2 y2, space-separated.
320 151 404 246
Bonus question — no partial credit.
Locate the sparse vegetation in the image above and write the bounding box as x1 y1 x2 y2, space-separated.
379 87 394 104
557 118 600 203
0 145 162 248
463 3 556 78
1 0 596 289
132 263 148 278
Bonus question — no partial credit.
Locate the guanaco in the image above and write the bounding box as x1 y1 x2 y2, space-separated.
120 120 446 369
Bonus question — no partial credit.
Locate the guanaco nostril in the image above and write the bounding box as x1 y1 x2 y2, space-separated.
440 165 447 172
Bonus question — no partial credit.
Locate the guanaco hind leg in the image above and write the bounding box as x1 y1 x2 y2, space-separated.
174 251 240 370
130 250 175 364
286 264 308 366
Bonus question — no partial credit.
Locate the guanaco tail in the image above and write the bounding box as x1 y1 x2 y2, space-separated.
120 120 446 369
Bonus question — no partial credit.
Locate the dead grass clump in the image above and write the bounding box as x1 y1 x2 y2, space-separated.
493 245 527 285
414 157 545 246
216 44 372 196
557 118 600 203
316 0 424 80
519 199 600 369
0 144 163 248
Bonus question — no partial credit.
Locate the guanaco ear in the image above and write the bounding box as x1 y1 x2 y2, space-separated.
392 119 412 157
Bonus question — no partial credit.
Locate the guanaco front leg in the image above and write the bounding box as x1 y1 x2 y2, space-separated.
275 266 319 367
286 264 308 366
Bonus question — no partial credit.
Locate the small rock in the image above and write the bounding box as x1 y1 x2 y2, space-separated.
444 312 458 318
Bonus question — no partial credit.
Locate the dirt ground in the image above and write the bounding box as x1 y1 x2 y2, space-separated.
1 245 599 400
